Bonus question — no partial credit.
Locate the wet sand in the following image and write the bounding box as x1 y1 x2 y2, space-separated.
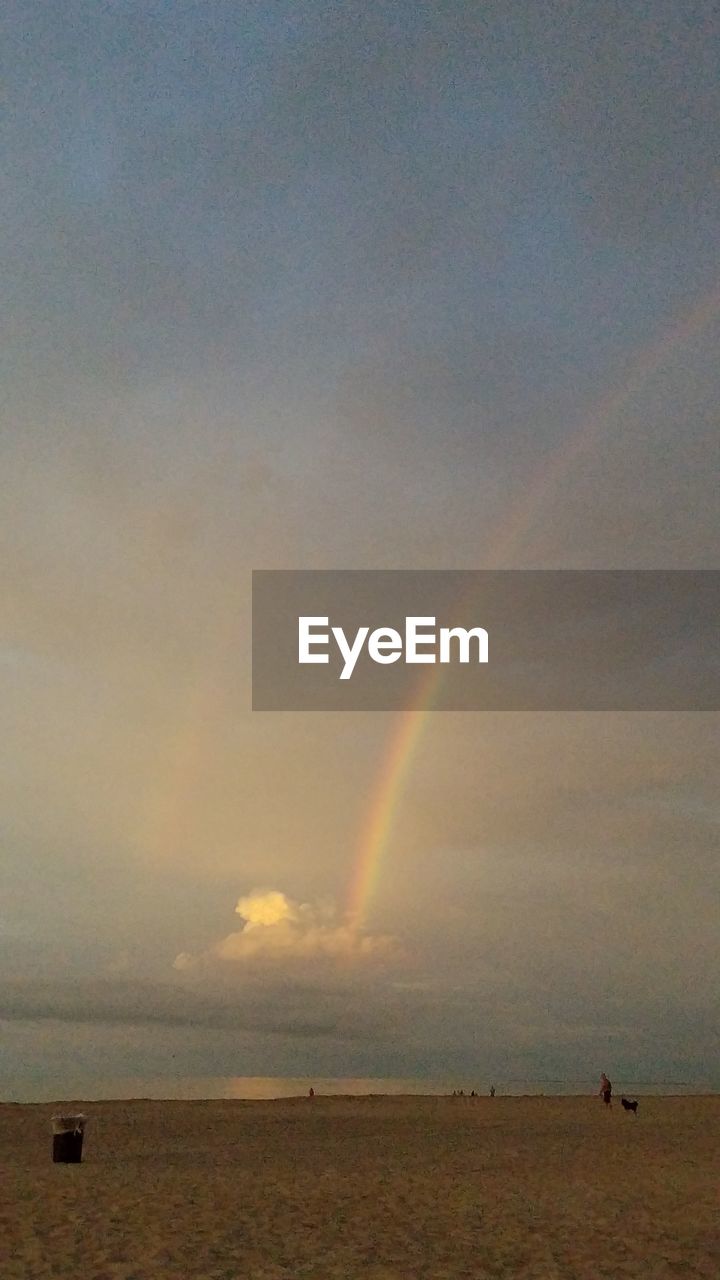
1 1094 717 1278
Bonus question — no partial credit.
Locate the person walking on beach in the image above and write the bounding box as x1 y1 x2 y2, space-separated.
599 1072 612 1108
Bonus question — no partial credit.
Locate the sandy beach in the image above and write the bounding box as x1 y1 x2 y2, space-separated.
1 1094 716 1279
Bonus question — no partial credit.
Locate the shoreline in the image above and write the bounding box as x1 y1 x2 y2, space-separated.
3 1088 717 1107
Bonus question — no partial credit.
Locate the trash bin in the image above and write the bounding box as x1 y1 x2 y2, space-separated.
51 1114 87 1163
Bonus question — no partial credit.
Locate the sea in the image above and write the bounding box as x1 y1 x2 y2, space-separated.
1 1076 711 1104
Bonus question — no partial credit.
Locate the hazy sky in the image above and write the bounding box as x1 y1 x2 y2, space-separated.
2 1 719 1092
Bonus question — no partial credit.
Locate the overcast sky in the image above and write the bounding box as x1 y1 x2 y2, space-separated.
1 1 719 1094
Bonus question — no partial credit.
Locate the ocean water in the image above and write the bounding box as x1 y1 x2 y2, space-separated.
1 1075 709 1104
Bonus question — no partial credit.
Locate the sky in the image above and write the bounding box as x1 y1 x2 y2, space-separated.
1 0 719 1092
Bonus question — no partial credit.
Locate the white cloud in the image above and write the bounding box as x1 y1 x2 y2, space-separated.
174 888 397 970
234 889 300 929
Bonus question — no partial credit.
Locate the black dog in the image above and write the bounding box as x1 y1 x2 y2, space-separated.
621 1097 639 1114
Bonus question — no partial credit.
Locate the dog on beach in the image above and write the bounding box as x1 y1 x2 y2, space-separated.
620 1097 639 1114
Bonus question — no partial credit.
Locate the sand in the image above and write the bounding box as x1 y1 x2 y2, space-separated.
1 1094 717 1279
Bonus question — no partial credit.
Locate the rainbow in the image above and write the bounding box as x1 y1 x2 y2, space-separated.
346 667 437 924
346 282 720 928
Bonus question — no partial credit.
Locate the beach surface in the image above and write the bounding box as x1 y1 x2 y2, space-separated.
1 1094 716 1279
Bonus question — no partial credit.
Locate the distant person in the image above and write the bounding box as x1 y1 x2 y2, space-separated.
308 1087 315 1098
489 1085 496 1098
599 1073 612 1108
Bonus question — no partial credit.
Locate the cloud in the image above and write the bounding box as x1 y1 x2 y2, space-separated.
0 978 252 1031
174 889 398 970
0 976 361 1039
235 889 300 929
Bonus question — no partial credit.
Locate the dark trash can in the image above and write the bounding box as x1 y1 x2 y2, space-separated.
51 1114 87 1163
